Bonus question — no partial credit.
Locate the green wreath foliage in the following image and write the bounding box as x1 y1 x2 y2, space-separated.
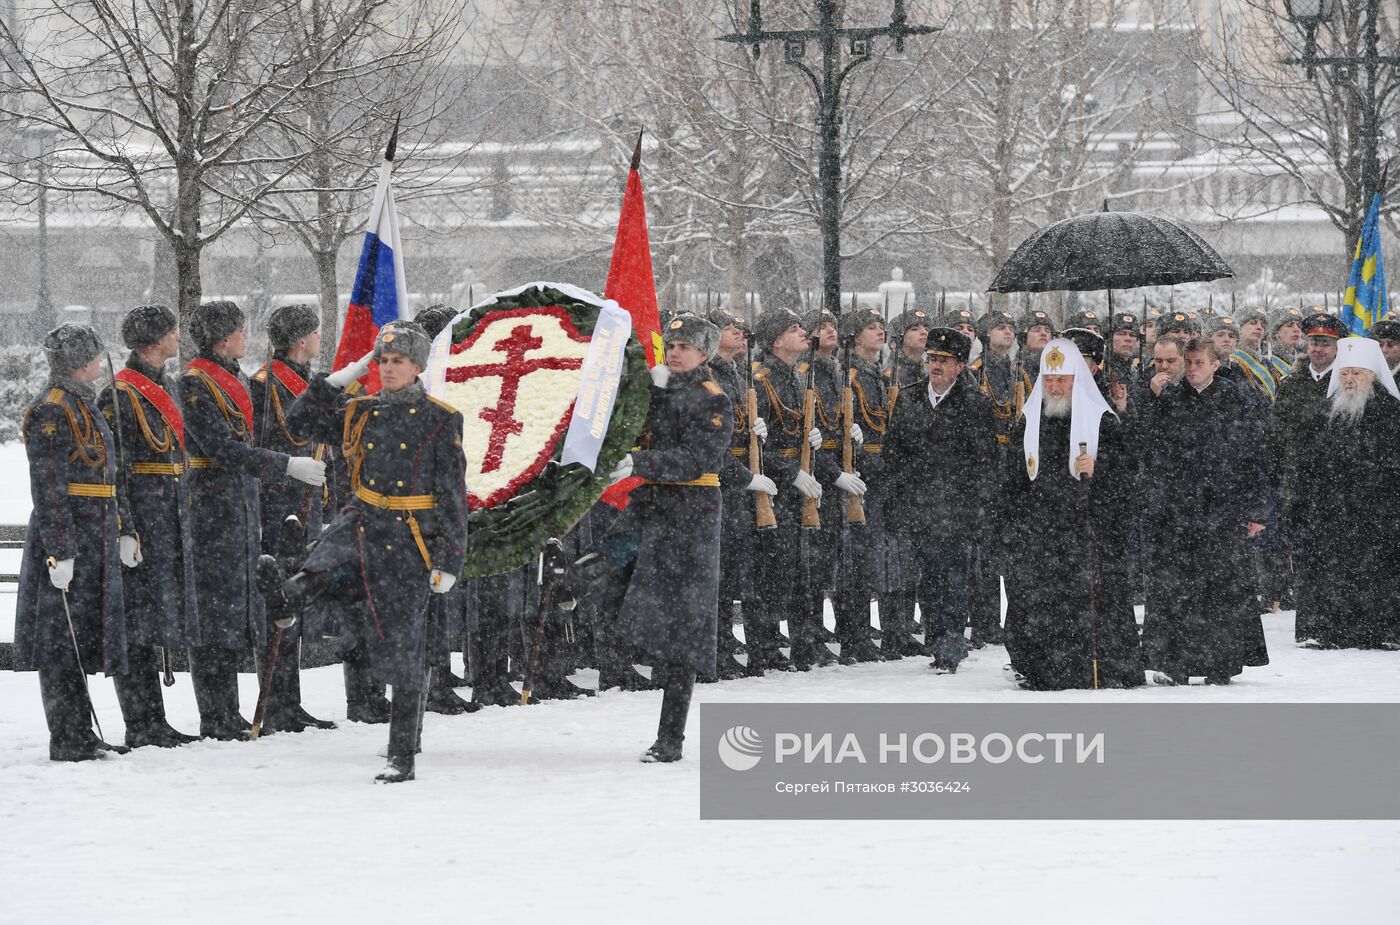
448 285 650 578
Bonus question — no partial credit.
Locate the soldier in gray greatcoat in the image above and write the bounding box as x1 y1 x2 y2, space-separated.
96 305 199 748
275 321 468 783
604 313 732 761
180 300 326 740
15 324 134 760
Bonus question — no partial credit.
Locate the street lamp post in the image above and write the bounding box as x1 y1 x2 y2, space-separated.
1283 0 1400 203
719 1 939 315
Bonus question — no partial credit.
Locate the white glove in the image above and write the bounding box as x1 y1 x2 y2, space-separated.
849 423 864 445
325 351 374 389
430 569 457 594
835 471 867 497
274 614 298 630
752 417 768 442
746 474 778 496
649 364 671 388
286 456 327 487
48 558 74 591
610 454 635 483
793 470 823 501
119 535 142 568
807 427 822 450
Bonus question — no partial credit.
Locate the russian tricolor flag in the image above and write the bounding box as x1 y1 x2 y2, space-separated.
332 123 411 393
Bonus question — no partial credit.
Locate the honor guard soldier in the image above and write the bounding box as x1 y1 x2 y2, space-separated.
704 307 773 679
886 307 933 387
1066 308 1103 335
1268 306 1307 367
273 321 468 782
15 324 135 760
835 306 907 659
749 307 825 672
249 303 338 732
799 307 846 668
1018 309 1056 383
604 313 733 761
1105 312 1143 386
966 308 1030 648
181 300 326 741
1232 306 1290 401
96 305 199 748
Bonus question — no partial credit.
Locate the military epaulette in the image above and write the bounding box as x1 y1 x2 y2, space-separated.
969 358 984 372
797 361 810 375
753 367 770 381
702 380 724 396
882 368 893 380
426 395 458 414
252 369 268 383
45 387 65 404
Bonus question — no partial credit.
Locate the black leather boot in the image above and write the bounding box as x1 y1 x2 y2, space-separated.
375 689 420 783
468 621 520 707
41 660 120 761
527 620 596 700
116 648 198 747
343 642 392 723
425 662 479 714
191 646 250 740
642 664 695 763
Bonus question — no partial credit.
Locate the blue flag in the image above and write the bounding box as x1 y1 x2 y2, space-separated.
1341 191 1389 334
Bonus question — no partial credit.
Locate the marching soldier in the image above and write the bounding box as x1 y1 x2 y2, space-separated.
15 324 135 760
249 303 339 732
181 300 326 740
704 308 773 679
96 305 199 748
604 313 733 761
749 307 826 672
273 321 468 782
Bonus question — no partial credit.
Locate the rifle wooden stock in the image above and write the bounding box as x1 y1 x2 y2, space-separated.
799 388 821 529
841 383 865 525
746 387 777 530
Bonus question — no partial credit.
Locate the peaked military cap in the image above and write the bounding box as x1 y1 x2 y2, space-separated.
1302 312 1346 340
269 303 321 350
121 303 178 349
663 311 720 357
926 327 971 363
1062 327 1105 365
838 305 885 341
1369 318 1400 341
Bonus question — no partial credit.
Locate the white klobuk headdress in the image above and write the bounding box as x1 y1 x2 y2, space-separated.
1022 337 1116 481
1326 336 1400 400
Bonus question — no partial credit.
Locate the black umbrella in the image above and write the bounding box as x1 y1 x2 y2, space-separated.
987 210 1233 293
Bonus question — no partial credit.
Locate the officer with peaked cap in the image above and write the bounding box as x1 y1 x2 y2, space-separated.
1370 317 1400 374
15 323 136 760
95 305 199 748
181 300 326 741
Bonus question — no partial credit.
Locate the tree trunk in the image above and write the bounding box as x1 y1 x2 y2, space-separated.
315 244 341 369
174 238 203 362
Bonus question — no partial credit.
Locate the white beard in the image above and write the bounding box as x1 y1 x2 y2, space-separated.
1043 395 1071 419
1328 388 1370 426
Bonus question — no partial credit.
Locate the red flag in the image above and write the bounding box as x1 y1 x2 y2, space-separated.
600 131 661 509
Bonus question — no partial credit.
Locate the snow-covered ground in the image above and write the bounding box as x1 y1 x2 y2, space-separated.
3 440 1398 922
2 614 1398 924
